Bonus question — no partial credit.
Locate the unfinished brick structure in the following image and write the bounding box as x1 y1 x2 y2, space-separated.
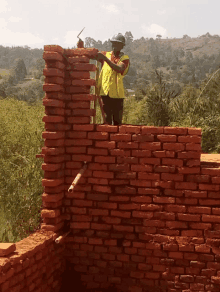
1 45 220 292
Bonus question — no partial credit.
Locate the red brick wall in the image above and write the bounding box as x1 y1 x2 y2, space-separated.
40 45 220 291
0 230 65 292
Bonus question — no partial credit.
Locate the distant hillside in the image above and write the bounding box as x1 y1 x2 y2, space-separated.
1 32 220 101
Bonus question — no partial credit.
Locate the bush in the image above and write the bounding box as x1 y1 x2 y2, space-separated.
0 97 44 242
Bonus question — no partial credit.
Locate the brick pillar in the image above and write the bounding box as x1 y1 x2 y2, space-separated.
40 45 98 233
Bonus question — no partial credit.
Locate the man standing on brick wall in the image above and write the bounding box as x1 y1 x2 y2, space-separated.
92 33 130 125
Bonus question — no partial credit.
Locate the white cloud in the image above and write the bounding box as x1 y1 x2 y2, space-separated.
64 30 85 47
0 18 44 47
0 0 11 13
102 4 119 14
8 16 22 23
142 23 167 38
157 10 166 15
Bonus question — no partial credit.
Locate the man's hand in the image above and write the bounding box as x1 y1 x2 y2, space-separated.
92 52 107 62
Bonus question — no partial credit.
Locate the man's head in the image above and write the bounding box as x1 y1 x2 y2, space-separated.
110 33 125 54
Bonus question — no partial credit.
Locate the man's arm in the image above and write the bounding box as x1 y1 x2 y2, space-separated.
93 52 126 74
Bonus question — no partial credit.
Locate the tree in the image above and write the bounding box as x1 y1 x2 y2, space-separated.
11 58 27 83
156 35 162 40
125 31 134 44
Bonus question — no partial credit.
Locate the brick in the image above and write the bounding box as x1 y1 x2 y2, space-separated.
189 222 212 229
131 196 152 203
109 179 129 185
139 142 161 151
178 135 201 143
110 133 131 141
138 188 159 195
91 223 112 230
162 158 183 166
66 146 87 154
88 132 109 140
154 165 175 173
119 203 140 210
95 141 115 148
166 221 188 229
42 178 64 187
202 168 220 176
145 243 162 250
163 143 185 151
93 171 114 179
186 175 209 183
71 93 96 101
138 173 160 180
157 134 177 142
188 128 202 135
199 184 219 191
188 206 211 214
139 158 160 165
108 164 130 172
169 252 183 259
113 225 134 232
143 220 165 227
153 197 175 204
111 210 131 218
95 156 115 163
109 195 130 202
67 101 90 109
117 142 138 149
110 149 131 156
42 115 64 123
67 116 90 123
186 143 201 151
71 222 90 229
175 182 197 190
179 244 195 252
119 125 141 133
102 217 121 224
202 215 220 223
185 190 207 198
132 150 151 157
186 159 201 167
165 205 186 213
132 134 154 142
195 244 210 253
161 173 183 181
131 164 152 172
178 167 200 174
117 254 130 262
178 151 201 159
154 212 175 221
73 124 94 131
144 272 160 279
43 51 63 61
142 126 164 134
88 209 109 216
115 186 136 194
177 213 200 221
176 197 198 205
117 156 138 164
164 127 187 135
72 79 96 86
132 211 153 219
116 172 136 179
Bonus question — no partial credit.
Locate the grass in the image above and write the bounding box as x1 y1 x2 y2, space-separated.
0 96 44 243
0 68 10 77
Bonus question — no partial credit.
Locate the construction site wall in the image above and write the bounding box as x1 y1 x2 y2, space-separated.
1 45 220 292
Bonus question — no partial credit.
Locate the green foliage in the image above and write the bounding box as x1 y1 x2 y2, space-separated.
0 97 44 242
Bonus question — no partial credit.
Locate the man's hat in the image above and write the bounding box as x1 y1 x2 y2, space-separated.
110 33 126 45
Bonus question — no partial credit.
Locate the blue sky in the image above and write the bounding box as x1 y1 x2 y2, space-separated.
0 0 220 49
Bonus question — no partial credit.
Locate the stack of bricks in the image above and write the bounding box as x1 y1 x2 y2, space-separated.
41 45 98 233
40 45 220 292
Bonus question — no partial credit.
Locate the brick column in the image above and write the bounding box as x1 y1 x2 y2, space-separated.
40 45 98 233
